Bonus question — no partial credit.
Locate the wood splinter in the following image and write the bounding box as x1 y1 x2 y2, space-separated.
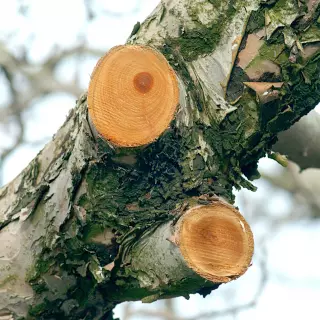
88 45 179 147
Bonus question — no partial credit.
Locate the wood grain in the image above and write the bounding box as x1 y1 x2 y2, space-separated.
88 45 179 147
178 203 254 283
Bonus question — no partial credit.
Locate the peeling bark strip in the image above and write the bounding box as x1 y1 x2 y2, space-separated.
88 45 179 147
0 0 320 319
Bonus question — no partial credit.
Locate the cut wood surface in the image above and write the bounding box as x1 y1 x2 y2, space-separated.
177 203 254 283
114 200 254 302
88 45 179 147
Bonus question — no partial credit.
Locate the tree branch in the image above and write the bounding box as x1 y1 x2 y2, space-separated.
274 110 320 169
1 0 320 319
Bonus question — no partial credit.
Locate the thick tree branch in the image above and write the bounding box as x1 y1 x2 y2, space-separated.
1 0 320 319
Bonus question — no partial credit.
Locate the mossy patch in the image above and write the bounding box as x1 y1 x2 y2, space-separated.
166 1 237 61
0 274 18 288
246 9 265 34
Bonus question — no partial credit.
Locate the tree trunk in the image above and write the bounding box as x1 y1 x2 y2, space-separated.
1 0 320 319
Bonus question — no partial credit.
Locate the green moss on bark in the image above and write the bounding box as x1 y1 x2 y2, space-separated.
166 1 237 61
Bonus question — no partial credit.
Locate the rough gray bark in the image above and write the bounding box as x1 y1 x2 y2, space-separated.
1 0 320 319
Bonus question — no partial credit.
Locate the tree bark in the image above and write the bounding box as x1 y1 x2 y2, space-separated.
1 0 320 319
